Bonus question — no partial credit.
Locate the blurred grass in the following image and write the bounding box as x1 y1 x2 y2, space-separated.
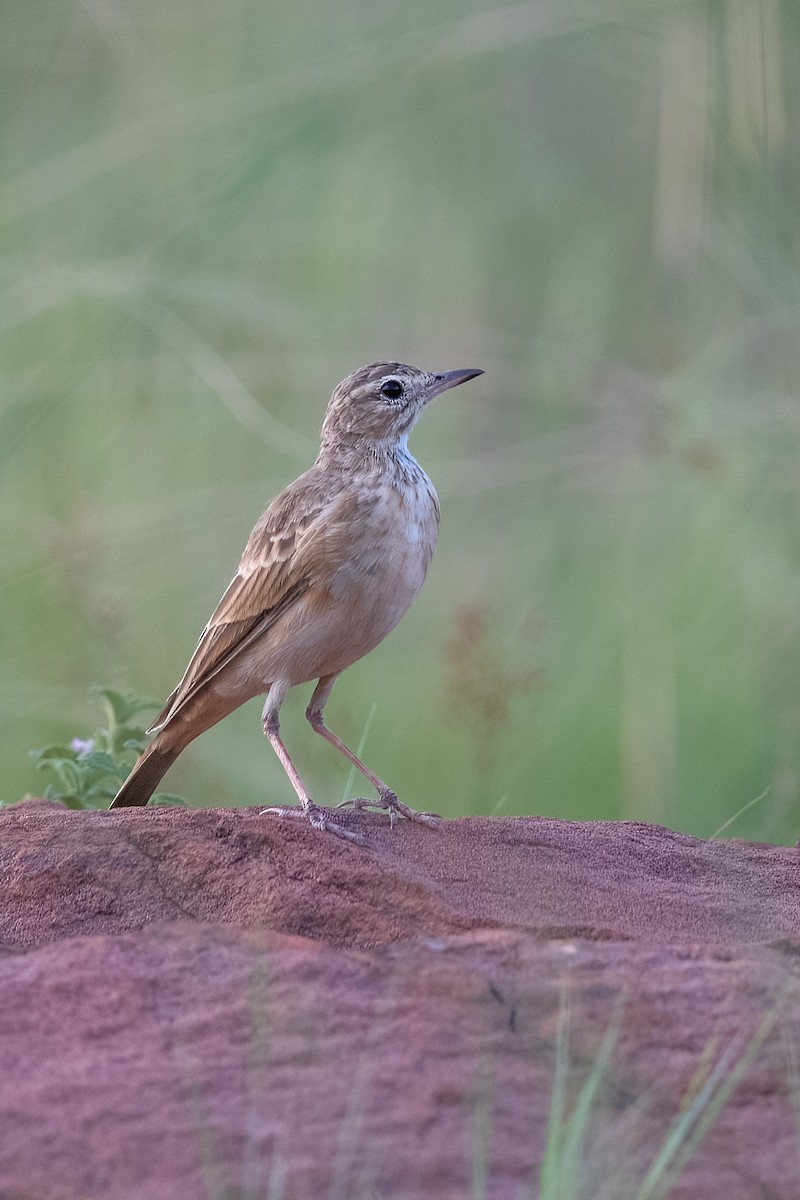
3 0 800 842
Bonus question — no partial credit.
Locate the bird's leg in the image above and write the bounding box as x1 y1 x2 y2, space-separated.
260 684 364 845
305 675 439 828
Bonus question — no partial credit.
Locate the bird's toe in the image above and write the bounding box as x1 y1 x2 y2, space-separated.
261 801 365 845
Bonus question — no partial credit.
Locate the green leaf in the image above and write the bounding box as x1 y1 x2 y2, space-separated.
152 793 189 807
122 737 148 752
92 687 158 727
116 725 149 746
61 795 83 809
79 751 127 778
30 745 78 764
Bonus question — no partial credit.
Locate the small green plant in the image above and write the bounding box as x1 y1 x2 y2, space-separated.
532 987 777 1200
29 687 186 809
537 990 624 1200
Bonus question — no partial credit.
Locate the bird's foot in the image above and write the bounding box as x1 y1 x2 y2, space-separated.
338 789 440 829
261 801 365 845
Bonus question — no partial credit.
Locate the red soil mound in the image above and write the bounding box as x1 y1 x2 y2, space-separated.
1 799 798 1198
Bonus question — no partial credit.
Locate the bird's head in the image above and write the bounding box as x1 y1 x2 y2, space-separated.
320 361 483 451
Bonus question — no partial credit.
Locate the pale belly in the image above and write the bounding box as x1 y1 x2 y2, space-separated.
279 549 429 683
224 486 439 692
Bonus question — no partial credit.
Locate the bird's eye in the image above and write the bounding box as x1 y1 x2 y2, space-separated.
380 378 404 401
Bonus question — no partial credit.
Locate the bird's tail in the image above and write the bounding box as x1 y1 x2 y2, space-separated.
110 740 179 808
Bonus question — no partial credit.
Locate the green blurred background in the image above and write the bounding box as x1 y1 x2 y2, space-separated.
3 0 800 842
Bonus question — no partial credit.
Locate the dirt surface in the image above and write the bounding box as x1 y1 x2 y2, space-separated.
1 798 799 1198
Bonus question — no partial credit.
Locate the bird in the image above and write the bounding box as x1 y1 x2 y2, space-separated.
110 361 484 842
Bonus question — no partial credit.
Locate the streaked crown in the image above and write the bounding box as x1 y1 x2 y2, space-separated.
320 361 483 449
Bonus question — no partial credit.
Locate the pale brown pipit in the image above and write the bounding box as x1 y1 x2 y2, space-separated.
110 361 483 841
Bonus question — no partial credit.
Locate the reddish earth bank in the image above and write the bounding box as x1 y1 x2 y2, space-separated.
0 798 798 1199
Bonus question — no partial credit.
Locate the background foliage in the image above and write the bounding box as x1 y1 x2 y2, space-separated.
3 0 800 841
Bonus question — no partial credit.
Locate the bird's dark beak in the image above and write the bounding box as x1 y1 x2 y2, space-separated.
428 368 484 398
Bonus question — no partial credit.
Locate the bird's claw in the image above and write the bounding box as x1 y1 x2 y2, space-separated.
337 791 440 829
261 803 365 845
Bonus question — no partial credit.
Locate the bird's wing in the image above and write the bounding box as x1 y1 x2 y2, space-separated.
149 467 357 731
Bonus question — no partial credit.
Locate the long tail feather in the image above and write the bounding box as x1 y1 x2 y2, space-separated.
110 741 179 808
